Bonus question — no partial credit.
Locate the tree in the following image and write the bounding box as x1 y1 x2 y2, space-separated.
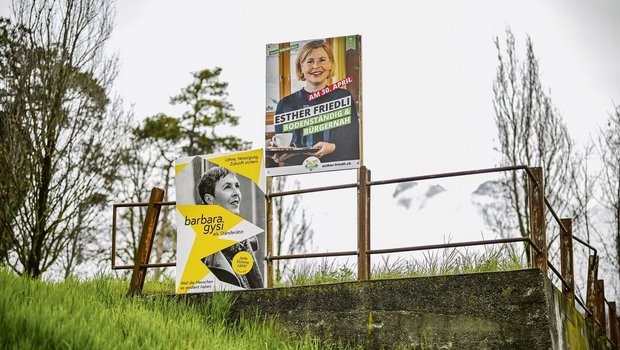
599 103 620 294
0 0 130 278
113 68 250 278
488 28 576 262
135 67 250 156
0 18 32 264
271 176 314 283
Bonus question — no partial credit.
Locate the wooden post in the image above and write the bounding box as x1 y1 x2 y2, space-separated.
357 166 370 281
528 167 547 273
128 187 164 296
608 302 618 350
586 255 599 328
596 280 607 335
266 177 274 288
559 218 575 305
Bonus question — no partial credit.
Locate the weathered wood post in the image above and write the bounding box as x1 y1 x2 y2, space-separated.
528 167 547 273
608 302 618 350
128 187 164 296
586 255 599 329
595 280 607 335
559 218 575 305
357 166 370 281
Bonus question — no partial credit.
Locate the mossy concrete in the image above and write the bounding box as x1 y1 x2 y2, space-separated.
184 269 613 349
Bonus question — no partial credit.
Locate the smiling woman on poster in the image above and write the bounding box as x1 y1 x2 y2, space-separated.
270 40 360 167
198 166 263 289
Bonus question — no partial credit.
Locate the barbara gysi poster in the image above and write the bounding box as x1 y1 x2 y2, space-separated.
175 149 266 294
265 35 362 176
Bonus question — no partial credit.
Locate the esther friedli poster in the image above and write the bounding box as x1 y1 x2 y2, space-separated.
265 35 362 176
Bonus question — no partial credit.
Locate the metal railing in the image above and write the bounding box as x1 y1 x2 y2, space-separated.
263 165 618 347
264 165 546 282
111 165 619 348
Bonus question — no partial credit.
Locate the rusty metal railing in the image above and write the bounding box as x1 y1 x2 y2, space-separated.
111 200 176 271
111 164 620 347
263 164 618 347
264 164 547 282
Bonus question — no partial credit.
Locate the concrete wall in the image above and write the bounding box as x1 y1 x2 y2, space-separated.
546 279 612 349
185 269 613 349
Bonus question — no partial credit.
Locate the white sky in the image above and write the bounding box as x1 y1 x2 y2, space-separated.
102 0 620 178
3 0 617 177
2 0 620 286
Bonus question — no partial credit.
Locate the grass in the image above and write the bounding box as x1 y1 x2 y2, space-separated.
276 244 526 287
373 244 525 279
0 245 525 349
0 268 349 350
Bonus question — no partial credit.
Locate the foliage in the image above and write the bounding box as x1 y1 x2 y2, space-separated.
0 268 345 349
0 0 131 278
111 67 252 279
489 28 620 301
488 27 576 262
134 67 250 156
598 103 620 294
0 17 32 265
272 176 314 283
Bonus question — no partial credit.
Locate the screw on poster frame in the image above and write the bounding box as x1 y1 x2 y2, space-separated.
265 35 363 176
175 149 266 294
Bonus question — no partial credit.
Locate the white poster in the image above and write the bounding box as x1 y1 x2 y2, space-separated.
265 35 362 176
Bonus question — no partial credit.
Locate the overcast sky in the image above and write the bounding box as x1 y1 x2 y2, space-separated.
2 0 620 284
2 0 618 177
102 0 620 178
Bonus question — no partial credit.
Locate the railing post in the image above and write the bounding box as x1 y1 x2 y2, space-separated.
357 166 370 281
365 168 371 279
112 204 118 269
596 280 607 335
528 167 547 273
128 187 164 296
559 218 575 305
586 255 599 328
609 302 618 349
266 177 274 288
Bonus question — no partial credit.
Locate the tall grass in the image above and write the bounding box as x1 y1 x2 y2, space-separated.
277 244 526 287
0 268 348 349
373 244 525 279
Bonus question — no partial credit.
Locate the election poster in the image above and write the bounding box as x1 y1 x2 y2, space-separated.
265 35 362 176
175 149 266 294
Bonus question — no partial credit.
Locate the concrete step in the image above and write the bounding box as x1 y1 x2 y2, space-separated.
186 269 613 349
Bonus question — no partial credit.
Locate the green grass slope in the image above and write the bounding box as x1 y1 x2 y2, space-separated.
0 268 337 350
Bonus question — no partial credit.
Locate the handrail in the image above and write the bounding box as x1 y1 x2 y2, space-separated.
368 165 531 187
111 201 176 271
575 295 591 316
547 260 570 290
572 235 598 257
367 237 541 256
544 197 569 235
266 250 358 261
265 165 537 198
267 182 358 198
113 201 176 207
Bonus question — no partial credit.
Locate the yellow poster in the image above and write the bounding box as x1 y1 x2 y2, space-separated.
175 149 265 294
